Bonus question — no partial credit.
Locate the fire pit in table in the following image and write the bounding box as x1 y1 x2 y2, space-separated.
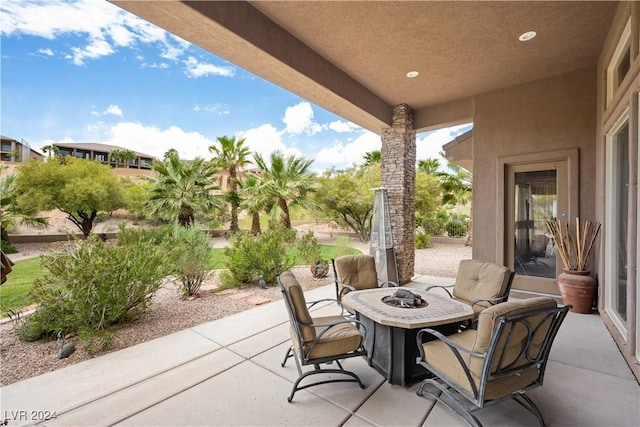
381 289 428 309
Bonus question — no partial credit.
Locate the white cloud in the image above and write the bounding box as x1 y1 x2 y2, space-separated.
91 105 124 117
192 103 230 115
104 105 123 117
70 37 114 65
315 131 381 167
86 121 104 132
107 24 135 47
416 124 472 162
38 48 54 56
160 43 186 61
237 124 289 161
282 102 326 136
328 120 361 133
143 62 169 69
0 0 189 66
183 56 235 78
106 122 215 159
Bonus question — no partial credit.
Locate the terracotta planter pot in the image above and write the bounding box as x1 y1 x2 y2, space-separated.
557 270 596 314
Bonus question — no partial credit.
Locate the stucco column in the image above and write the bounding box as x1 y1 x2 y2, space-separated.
381 104 416 284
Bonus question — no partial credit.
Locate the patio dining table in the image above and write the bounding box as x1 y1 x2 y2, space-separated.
341 285 474 386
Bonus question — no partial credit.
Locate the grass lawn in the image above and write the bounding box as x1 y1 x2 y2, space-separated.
2 243 362 314
0 257 47 314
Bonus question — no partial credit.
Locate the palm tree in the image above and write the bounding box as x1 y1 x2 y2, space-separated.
41 145 59 160
253 151 318 229
209 136 252 233
237 173 267 235
418 158 441 175
0 168 48 242
438 161 473 245
111 149 136 168
163 148 178 160
144 152 221 227
363 150 381 165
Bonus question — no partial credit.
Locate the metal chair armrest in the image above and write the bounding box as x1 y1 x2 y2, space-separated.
424 284 454 298
306 298 339 309
469 297 505 308
337 283 357 302
416 328 485 397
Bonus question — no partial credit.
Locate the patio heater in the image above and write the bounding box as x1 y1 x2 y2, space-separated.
369 187 399 285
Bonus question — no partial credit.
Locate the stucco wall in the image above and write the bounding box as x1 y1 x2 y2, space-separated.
472 67 597 264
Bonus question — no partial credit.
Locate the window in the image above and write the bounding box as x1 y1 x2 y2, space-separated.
513 170 557 279
606 19 631 106
605 114 629 333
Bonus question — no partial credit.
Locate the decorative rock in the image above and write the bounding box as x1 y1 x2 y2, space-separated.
247 296 271 306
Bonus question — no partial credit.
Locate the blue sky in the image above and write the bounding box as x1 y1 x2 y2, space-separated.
1 0 470 171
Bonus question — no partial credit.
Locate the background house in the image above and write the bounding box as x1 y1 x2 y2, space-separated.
52 142 156 178
0 135 43 174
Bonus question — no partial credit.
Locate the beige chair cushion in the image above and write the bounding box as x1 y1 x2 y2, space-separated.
335 254 379 294
292 315 363 359
279 271 315 343
421 297 557 399
452 259 511 311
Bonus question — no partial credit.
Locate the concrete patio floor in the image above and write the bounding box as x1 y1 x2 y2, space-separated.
1 275 638 427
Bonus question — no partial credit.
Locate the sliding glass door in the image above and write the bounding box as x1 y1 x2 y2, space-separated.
605 118 629 333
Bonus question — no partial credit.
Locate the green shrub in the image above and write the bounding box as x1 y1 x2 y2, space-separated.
117 222 172 246
445 220 468 237
221 227 296 288
421 210 448 236
296 230 322 264
167 223 211 297
415 233 432 249
1 239 17 254
17 235 170 351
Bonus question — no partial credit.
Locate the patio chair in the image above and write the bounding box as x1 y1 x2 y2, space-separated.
425 259 515 318
278 271 368 402
332 254 398 305
415 297 570 427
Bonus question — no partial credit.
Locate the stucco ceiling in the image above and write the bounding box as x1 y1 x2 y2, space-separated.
111 1 617 133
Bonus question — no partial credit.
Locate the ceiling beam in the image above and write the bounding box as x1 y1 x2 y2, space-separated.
111 0 393 133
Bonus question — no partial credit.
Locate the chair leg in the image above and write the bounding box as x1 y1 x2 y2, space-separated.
513 393 547 427
287 365 365 402
281 346 293 367
417 378 483 427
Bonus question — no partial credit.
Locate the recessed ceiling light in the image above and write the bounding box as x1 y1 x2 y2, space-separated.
519 31 537 42
406 71 419 78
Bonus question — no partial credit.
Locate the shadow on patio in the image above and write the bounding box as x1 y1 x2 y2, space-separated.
1 275 638 426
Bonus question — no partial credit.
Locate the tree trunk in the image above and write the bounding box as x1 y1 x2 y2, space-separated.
66 210 97 238
251 211 261 235
278 198 291 229
466 204 473 246
178 210 194 227
229 167 239 232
